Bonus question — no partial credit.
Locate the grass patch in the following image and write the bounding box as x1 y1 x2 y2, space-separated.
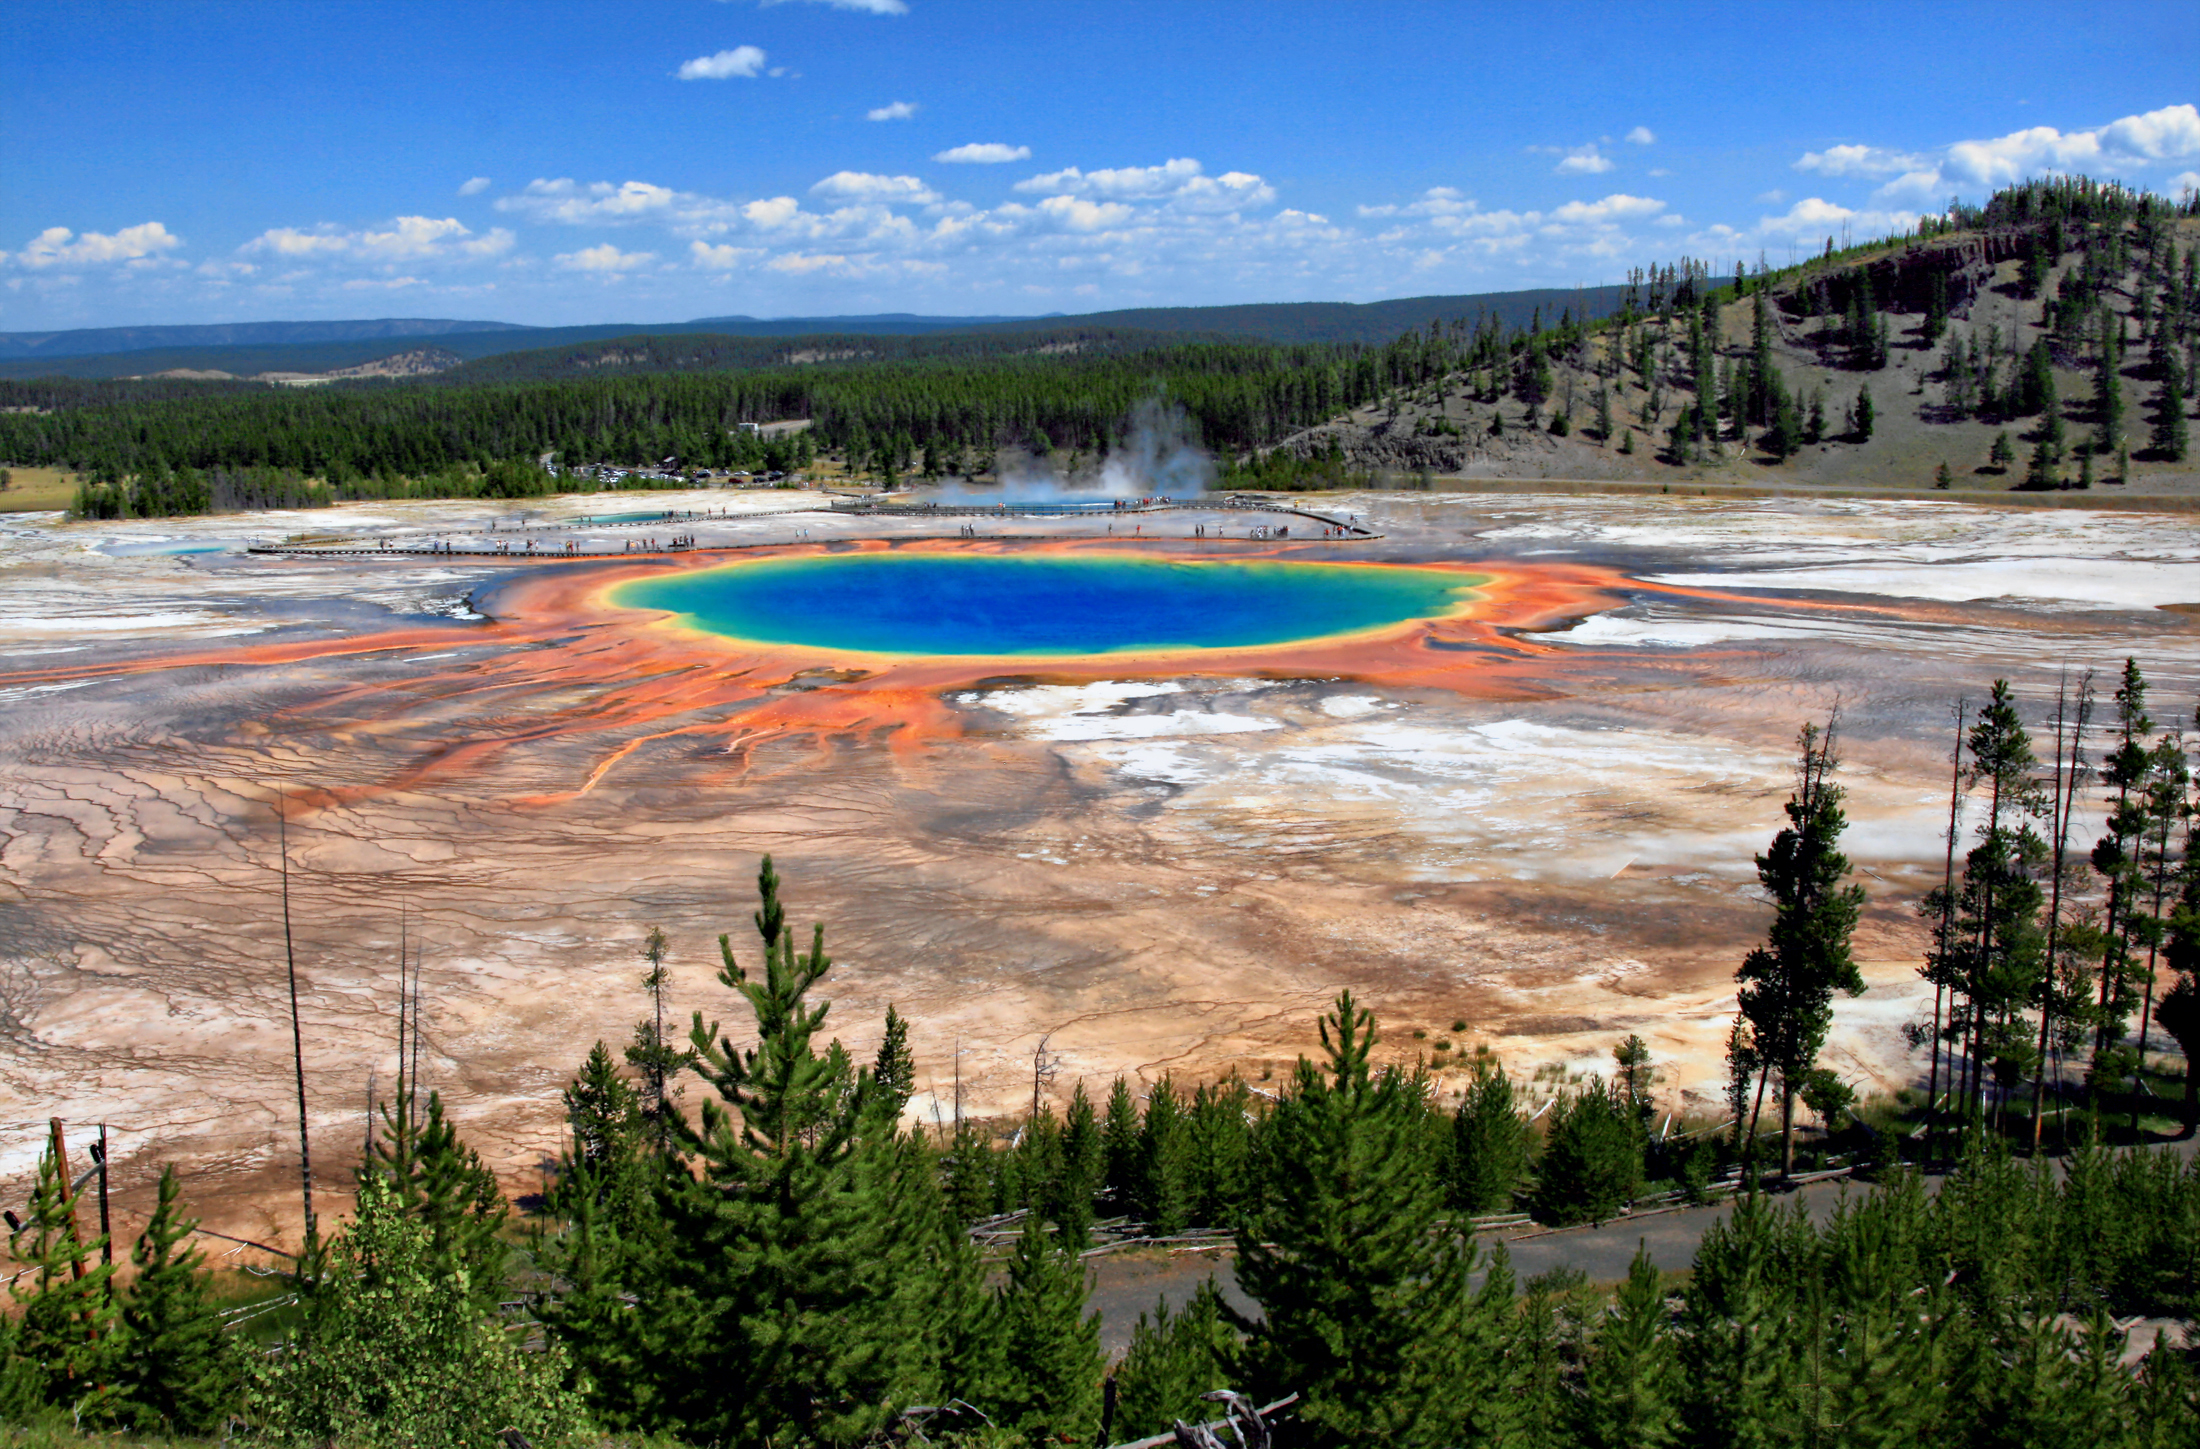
0 466 80 513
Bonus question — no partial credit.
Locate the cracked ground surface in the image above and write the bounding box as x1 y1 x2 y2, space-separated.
4 487 2198 1246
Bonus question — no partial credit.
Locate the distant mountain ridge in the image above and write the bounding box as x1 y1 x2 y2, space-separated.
0 317 532 361
0 287 1634 381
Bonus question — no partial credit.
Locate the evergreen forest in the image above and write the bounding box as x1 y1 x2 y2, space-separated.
7 673 2200 1447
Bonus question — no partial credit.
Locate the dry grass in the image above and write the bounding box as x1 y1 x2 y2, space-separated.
0 466 80 514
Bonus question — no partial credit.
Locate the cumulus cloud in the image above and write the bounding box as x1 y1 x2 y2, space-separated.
2170 170 2200 196
554 244 657 272
934 142 1031 164
10 221 182 269
689 240 761 270
1794 143 1929 178
1625 126 1656 145
1012 157 1274 210
1688 196 1920 254
678 46 768 80
498 178 687 225
810 171 940 205
1355 188 1669 266
1796 105 2200 204
243 216 515 263
1547 194 1665 224
458 177 492 196
1555 145 1614 175
867 100 918 121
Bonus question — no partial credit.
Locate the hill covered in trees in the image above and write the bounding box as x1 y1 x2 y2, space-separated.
1258 178 2199 492
2 179 2195 519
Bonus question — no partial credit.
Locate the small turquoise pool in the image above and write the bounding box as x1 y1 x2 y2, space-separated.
610 553 1483 657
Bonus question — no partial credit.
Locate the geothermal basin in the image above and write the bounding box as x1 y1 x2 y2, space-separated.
2 486 2198 1245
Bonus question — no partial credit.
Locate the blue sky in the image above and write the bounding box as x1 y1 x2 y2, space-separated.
4 0 2198 330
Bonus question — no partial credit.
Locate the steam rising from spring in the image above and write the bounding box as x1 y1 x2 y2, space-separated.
929 396 1214 504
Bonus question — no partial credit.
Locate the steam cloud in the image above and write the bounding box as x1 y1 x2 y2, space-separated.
930 396 1214 504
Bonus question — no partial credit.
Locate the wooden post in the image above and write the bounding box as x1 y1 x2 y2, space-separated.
47 1118 86 1281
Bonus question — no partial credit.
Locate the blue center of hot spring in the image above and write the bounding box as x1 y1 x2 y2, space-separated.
610 553 1482 657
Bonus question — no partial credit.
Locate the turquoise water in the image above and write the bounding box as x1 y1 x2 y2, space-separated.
611 553 1482 656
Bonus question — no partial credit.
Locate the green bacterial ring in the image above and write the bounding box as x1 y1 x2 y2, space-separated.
610 553 1488 658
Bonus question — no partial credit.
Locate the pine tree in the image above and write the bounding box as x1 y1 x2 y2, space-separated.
626 923 691 1157
1734 722 1869 1172
1233 991 1513 1447
4 1144 119 1417
1112 1280 1240 1441
985 1214 1104 1446
655 856 929 1444
1101 1077 1141 1210
365 1086 509 1298
1137 1077 1195 1233
1853 384 1875 440
1534 1077 1643 1225
2095 307 2125 451
872 1004 917 1121
1576 1247 1681 1449
1936 460 1956 490
1451 1060 1530 1213
2152 349 2189 460
2092 661 2157 1096
1951 681 2051 1126
1037 1086 1094 1242
113 1165 243 1434
1990 430 2017 470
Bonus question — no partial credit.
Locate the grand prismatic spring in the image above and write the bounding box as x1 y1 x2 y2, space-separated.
4 487 2200 1239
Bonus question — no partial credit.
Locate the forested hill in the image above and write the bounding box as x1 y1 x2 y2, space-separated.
0 286 1633 381
0 316 532 362
969 285 1634 346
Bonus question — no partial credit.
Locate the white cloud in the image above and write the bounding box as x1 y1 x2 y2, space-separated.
1555 145 1614 175
1034 195 1136 232
1794 143 1928 178
934 142 1032 164
810 171 940 205
1625 126 1656 146
768 252 857 274
1690 197 1921 253
2170 170 2200 196
457 177 492 197
1547 194 1665 224
10 221 182 270
242 216 514 263
1648 167 1671 177
678 46 768 80
1757 189 1788 204
867 100 919 121
750 0 905 12
1797 105 2200 204
690 240 761 270
554 244 657 272
1009 157 1274 210
498 178 686 225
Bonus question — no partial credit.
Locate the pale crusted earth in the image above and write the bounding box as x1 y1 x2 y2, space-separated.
3 487 2198 1247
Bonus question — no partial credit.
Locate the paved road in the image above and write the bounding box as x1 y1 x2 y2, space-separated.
1082 1135 2200 1355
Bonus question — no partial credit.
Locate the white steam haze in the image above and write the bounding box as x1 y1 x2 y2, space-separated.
928 396 1215 504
